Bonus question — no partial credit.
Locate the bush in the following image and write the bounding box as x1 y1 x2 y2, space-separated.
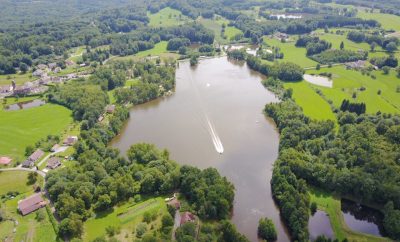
258 217 277 241
310 202 317 215
136 223 147 238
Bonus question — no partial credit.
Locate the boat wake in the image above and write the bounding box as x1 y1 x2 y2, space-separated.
186 63 224 154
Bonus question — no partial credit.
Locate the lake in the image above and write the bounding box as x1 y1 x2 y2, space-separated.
111 57 290 241
308 210 334 241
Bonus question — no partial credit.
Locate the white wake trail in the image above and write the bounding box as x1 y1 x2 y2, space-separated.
185 62 224 154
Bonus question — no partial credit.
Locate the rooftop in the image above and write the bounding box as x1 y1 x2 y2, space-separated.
18 193 46 216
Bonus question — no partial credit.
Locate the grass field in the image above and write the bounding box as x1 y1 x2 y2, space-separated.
0 72 37 86
111 41 180 63
198 16 242 43
67 46 86 62
0 103 73 164
283 81 337 121
310 188 391 242
0 171 58 242
358 11 400 31
263 37 318 68
148 7 190 27
306 66 400 114
84 197 167 241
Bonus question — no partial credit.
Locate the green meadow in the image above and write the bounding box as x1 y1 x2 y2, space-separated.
0 103 72 164
198 16 242 43
263 37 318 68
283 81 337 121
84 197 167 241
148 7 190 27
0 72 37 86
0 171 58 242
358 11 400 31
310 188 391 242
306 66 400 114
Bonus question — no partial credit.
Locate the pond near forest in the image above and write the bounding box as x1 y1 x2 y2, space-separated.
4 99 45 111
111 57 290 241
341 199 386 237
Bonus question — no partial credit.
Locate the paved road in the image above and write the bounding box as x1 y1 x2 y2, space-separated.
37 146 69 167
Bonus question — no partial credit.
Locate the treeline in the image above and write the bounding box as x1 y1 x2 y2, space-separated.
246 55 304 82
295 36 332 56
310 49 367 64
48 84 109 128
340 99 366 115
370 55 398 68
263 89 400 240
113 61 175 105
347 31 399 52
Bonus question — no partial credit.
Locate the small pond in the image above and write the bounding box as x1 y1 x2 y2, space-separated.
4 99 46 111
308 210 335 241
303 74 333 88
341 199 385 237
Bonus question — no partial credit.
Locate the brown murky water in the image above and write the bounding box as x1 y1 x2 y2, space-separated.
111 57 290 241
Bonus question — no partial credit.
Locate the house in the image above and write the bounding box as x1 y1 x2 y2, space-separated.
180 212 196 225
345 60 367 69
18 193 47 216
46 157 61 169
0 156 12 165
48 63 57 70
65 60 75 66
32 69 45 77
63 136 78 146
53 67 62 73
106 105 116 114
51 144 60 152
22 149 44 168
37 64 48 70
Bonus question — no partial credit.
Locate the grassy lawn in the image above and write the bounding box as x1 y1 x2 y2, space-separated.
306 66 400 114
263 37 318 68
283 81 337 121
198 16 242 43
0 171 58 242
68 45 86 62
309 188 391 242
0 104 73 164
111 41 179 63
358 11 400 31
0 72 37 86
84 197 167 241
148 7 190 27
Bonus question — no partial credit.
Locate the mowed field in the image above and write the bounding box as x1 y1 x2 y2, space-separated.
148 7 190 27
358 11 400 31
84 197 167 241
263 37 318 68
0 171 58 242
284 81 337 121
0 72 37 86
198 16 242 43
0 102 72 163
306 66 400 114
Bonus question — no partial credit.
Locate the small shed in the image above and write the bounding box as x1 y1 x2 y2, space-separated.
0 156 12 165
18 193 47 216
106 105 116 114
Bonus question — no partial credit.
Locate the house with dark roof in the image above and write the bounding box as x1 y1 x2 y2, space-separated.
63 136 78 146
106 105 116 113
18 193 47 215
22 149 44 168
46 157 61 169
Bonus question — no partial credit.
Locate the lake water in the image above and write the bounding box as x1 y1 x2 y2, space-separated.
4 99 46 111
111 57 290 241
308 210 334 241
341 199 385 237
